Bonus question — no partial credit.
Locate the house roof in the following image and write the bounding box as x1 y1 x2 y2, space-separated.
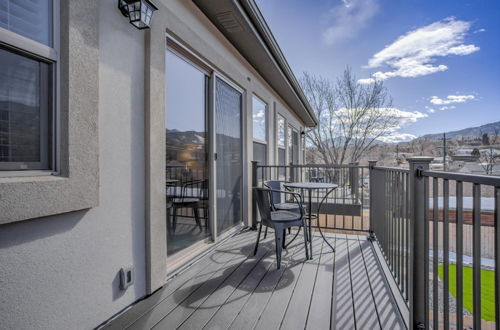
192 0 318 127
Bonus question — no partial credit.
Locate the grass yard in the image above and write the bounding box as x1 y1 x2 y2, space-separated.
438 264 496 322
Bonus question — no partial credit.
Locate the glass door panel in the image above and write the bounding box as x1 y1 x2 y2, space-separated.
165 50 210 256
215 77 243 235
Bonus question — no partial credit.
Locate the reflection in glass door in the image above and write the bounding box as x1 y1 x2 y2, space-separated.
165 49 210 256
215 77 243 235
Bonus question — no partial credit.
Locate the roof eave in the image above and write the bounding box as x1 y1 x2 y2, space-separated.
192 0 318 127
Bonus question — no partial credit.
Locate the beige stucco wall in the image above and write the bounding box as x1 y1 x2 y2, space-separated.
0 1 309 329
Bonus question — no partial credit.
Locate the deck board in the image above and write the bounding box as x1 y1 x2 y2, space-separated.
358 237 406 330
331 235 356 330
305 236 335 330
348 235 381 330
105 229 406 330
279 237 323 330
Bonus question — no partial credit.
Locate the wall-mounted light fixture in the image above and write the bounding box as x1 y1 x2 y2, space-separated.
118 0 158 30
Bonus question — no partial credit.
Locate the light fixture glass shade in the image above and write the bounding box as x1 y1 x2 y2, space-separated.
118 0 158 30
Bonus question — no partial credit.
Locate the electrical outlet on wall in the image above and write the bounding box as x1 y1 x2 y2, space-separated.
119 266 134 290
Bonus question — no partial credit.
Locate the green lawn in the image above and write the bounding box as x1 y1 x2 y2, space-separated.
437 264 496 321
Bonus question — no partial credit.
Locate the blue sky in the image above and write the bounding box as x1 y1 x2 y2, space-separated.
256 0 500 142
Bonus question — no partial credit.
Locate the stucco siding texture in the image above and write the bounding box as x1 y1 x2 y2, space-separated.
0 1 146 329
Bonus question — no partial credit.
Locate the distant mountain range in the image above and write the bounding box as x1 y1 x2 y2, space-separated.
419 120 500 141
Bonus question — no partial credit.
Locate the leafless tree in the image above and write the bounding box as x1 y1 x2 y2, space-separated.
410 136 430 156
301 67 399 165
479 128 500 175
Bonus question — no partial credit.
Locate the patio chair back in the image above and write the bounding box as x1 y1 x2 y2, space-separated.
253 187 274 228
264 180 285 205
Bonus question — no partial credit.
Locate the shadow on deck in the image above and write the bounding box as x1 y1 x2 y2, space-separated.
103 229 406 330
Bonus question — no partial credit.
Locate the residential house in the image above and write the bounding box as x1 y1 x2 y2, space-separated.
0 0 316 328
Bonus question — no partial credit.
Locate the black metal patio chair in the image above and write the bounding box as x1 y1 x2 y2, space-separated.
253 187 309 269
170 179 206 234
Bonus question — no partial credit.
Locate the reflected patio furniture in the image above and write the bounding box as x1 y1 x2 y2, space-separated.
253 187 309 269
170 179 207 234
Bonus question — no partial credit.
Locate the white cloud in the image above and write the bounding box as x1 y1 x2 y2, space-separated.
438 105 456 111
358 17 479 83
380 108 427 143
378 133 417 143
322 0 378 45
430 94 475 105
425 106 435 113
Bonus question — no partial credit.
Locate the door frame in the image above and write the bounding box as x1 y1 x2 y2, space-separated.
210 71 246 242
163 34 246 265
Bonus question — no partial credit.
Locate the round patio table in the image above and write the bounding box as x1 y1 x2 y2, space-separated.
283 182 338 258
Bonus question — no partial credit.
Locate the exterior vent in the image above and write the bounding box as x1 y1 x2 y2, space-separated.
215 11 243 32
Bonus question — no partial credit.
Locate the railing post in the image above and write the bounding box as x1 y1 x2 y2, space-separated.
349 162 359 200
368 161 377 241
289 162 295 182
407 157 432 329
251 161 259 230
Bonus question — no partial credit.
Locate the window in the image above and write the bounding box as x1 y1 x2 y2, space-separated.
277 114 285 148
0 0 53 46
252 95 267 142
0 0 56 171
276 114 286 178
252 95 267 164
288 126 299 164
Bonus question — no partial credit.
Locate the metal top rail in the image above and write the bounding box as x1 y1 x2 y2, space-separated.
254 163 369 169
422 169 500 186
372 166 410 174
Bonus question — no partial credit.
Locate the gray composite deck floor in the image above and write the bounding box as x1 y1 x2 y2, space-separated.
104 229 406 330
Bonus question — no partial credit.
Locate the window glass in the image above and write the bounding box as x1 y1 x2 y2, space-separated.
0 48 50 168
277 114 285 148
252 95 266 142
165 50 210 255
253 141 266 165
0 0 53 46
277 148 285 180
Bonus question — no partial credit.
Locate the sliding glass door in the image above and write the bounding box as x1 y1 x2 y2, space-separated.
165 49 210 256
215 77 243 235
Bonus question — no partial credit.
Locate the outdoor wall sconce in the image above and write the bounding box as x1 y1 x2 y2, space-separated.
118 0 158 30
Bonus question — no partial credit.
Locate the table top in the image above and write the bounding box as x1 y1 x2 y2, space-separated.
284 182 338 190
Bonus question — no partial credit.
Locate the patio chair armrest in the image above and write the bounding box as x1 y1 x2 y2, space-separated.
265 188 305 218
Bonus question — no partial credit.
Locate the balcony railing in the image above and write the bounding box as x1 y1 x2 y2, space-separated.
251 158 500 329
252 161 370 233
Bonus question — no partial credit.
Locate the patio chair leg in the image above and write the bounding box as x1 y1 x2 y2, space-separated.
275 227 284 269
282 229 286 249
172 207 178 234
302 222 309 260
254 222 263 256
193 206 201 229
264 226 268 239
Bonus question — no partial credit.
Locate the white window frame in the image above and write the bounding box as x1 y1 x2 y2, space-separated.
0 0 60 174
252 94 268 144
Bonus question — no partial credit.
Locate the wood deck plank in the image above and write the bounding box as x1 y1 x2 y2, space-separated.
105 230 407 330
305 236 336 330
105 232 254 330
127 234 255 329
177 243 273 330
253 233 311 330
229 231 305 330
348 236 381 330
358 237 406 330
202 239 277 330
152 241 258 329
331 235 356 330
280 237 323 330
